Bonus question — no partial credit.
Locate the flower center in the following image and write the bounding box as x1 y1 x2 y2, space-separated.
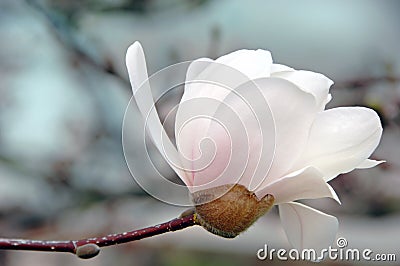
192 184 274 238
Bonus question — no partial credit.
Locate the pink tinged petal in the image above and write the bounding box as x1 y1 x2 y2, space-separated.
174 97 223 188
294 107 383 181
198 79 276 191
279 202 338 251
190 118 238 190
183 77 317 191
175 60 253 187
356 159 385 169
126 42 191 186
254 78 318 186
215 49 273 79
255 167 340 204
176 50 272 154
272 70 333 110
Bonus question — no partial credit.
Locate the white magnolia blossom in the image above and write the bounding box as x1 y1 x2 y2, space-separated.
125 42 383 251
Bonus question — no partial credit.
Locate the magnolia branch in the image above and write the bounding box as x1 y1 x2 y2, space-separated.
0 213 197 259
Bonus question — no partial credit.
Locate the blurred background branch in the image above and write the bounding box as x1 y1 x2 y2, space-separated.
26 0 130 87
0 0 399 265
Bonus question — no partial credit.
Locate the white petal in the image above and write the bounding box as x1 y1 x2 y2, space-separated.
256 167 340 204
126 42 190 186
180 58 224 102
255 78 318 187
179 49 272 105
356 159 385 169
272 70 333 110
279 202 338 251
126 42 149 93
215 49 273 79
293 107 383 181
270 63 294 74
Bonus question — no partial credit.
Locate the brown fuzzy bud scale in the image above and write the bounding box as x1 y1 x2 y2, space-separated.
192 184 274 238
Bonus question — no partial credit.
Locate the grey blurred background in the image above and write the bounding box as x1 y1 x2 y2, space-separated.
0 0 399 265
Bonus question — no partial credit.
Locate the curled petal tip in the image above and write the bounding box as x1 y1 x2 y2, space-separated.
356 159 385 169
126 41 143 55
126 41 142 64
125 41 148 93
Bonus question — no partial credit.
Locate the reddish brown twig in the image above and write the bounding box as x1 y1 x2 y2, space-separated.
0 213 197 259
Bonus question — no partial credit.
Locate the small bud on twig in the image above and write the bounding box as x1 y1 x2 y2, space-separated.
75 243 101 259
